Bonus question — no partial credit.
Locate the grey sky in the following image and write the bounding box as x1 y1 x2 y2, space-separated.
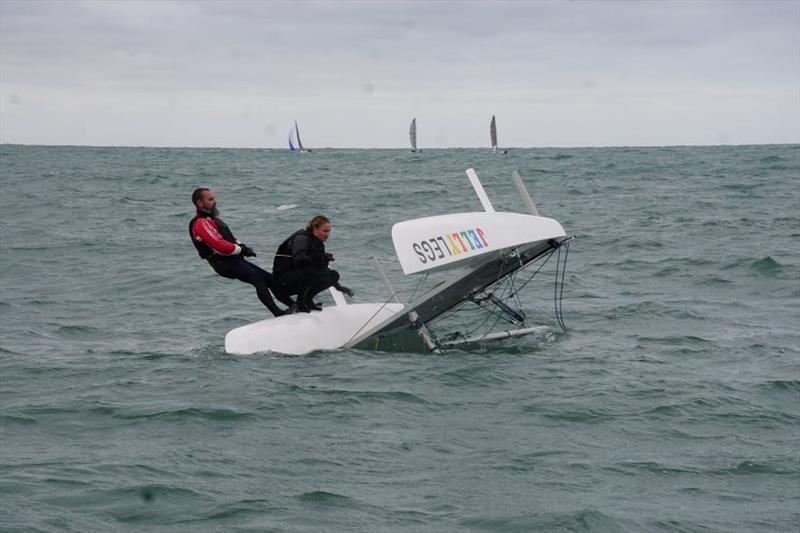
1 0 798 148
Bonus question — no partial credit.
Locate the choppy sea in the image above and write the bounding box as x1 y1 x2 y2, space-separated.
1 144 798 532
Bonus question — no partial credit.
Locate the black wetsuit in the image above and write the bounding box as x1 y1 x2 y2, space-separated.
273 229 340 310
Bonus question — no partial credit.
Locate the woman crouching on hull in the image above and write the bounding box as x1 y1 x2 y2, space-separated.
272 215 353 313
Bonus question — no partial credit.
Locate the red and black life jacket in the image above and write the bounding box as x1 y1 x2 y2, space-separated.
189 214 236 260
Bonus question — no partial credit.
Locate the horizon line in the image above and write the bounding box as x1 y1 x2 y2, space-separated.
1 142 797 150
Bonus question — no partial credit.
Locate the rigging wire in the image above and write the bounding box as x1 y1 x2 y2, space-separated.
432 266 521 342
406 272 429 306
505 246 557 299
343 291 403 347
554 240 570 333
400 238 573 346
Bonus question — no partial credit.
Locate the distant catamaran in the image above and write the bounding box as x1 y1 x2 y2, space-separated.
490 115 507 155
409 117 417 152
288 121 311 152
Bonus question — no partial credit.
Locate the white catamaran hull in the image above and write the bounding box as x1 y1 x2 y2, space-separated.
225 303 404 355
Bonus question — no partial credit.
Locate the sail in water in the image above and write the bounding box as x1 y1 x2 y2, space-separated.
288 128 296 151
288 121 311 152
490 115 498 153
409 118 417 152
490 115 507 154
294 121 305 151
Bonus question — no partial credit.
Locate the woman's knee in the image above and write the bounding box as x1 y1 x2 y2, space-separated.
325 269 340 285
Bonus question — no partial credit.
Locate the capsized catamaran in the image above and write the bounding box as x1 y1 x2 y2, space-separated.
288 121 311 152
410 118 417 152
225 168 572 355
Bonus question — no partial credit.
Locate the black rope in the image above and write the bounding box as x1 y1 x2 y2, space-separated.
553 240 570 333
506 246 558 299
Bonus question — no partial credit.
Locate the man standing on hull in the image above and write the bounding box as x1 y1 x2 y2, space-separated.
189 188 293 317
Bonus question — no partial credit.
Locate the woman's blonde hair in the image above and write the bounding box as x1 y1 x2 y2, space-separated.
306 214 331 231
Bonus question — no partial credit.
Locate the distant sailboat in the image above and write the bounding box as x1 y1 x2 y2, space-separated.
409 118 417 153
288 121 311 152
490 115 507 155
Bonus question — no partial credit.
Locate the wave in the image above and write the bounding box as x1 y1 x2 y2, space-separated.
57 325 100 335
722 256 783 274
287 385 428 404
613 459 795 477
460 509 625 532
111 483 201 506
296 490 354 505
611 461 699 475
653 266 681 277
600 256 718 269
179 499 276 522
649 269 733 287
721 182 761 192
695 275 733 286
634 334 712 346
751 256 783 274
532 153 574 161
605 301 706 321
90 406 258 422
540 408 617 423
0 414 37 425
758 379 800 393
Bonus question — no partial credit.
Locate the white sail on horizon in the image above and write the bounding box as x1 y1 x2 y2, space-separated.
410 118 417 152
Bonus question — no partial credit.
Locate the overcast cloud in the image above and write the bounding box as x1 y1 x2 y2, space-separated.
1 0 798 148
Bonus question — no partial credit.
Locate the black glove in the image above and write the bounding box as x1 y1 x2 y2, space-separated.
240 244 257 257
325 253 334 262
336 284 354 297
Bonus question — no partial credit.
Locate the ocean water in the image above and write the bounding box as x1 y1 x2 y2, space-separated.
0 144 798 532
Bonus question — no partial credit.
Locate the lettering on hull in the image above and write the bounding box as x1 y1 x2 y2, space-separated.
412 227 489 265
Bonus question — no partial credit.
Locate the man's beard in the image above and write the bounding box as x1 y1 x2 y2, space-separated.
201 205 219 217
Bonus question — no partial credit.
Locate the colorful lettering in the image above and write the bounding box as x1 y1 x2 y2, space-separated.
410 226 490 265
476 227 489 247
447 234 461 255
468 229 482 249
460 231 475 250
453 232 468 252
